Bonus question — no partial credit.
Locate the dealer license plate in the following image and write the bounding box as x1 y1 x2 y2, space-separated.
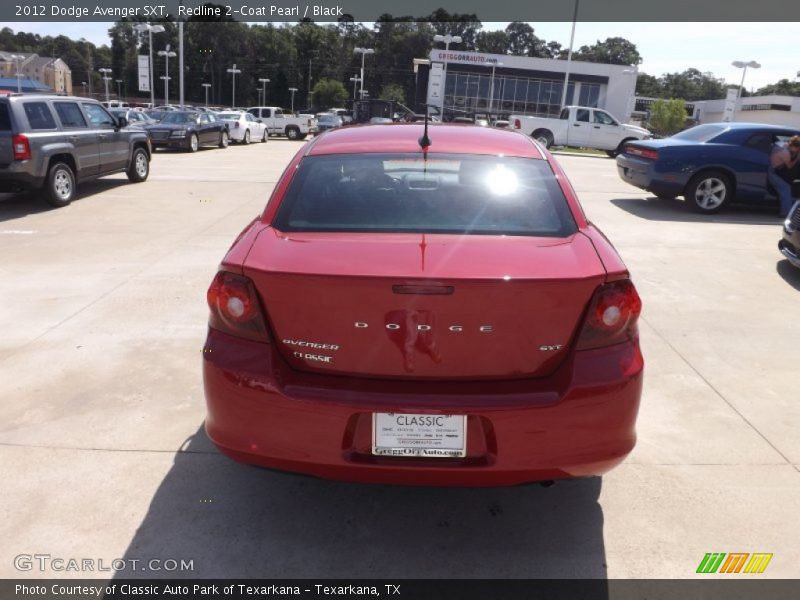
372 413 466 458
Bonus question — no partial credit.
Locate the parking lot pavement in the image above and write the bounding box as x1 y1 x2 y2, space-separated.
1 145 799 579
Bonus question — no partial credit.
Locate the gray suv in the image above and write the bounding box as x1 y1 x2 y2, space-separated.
0 94 151 208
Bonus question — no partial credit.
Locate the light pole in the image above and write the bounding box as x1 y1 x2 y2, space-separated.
226 64 241 108
259 77 270 106
560 0 580 109
202 82 211 107
81 81 87 97
487 61 503 115
288 87 298 113
433 34 462 113
353 47 374 100
134 23 165 108
732 60 760 120
98 68 112 103
349 76 360 101
115 79 123 100
158 45 176 106
9 54 25 93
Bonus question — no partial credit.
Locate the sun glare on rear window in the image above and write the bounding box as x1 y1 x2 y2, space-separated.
272 153 577 237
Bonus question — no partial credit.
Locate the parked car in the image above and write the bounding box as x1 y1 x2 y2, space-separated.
145 109 167 122
246 106 317 140
512 106 651 156
617 123 800 214
216 111 267 144
109 108 158 130
0 93 151 207
147 110 229 152
326 107 353 124
779 180 800 268
316 113 343 133
203 124 644 486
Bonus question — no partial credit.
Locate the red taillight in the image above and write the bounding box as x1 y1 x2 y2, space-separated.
207 271 271 342
514 118 521 129
576 280 642 350
12 134 31 161
626 145 658 160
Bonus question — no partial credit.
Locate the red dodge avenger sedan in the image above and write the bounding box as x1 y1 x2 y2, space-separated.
203 123 643 486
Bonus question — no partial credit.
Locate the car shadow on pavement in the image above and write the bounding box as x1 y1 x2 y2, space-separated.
115 425 609 583
0 192 53 220
776 260 800 291
0 179 135 221
611 197 783 225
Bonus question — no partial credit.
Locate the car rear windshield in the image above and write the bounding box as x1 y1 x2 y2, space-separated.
160 112 197 124
217 112 241 119
671 124 727 142
273 153 577 237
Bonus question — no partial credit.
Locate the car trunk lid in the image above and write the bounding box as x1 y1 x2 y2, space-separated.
243 229 606 380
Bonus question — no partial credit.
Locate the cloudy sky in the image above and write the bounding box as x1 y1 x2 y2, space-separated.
10 21 799 91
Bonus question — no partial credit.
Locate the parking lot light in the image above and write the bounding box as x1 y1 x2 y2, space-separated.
98 68 112 104
731 60 761 120
348 76 360 101
158 45 177 106
202 82 211 107
353 47 374 100
227 64 242 108
259 78 270 106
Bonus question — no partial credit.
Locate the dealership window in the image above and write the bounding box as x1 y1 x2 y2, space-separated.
578 84 600 108
442 70 575 118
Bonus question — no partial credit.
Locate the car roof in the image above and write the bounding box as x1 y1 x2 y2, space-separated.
307 123 544 159
2 94 99 103
703 122 800 134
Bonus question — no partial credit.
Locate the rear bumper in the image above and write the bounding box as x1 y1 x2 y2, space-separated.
203 328 643 487
616 156 684 197
0 163 44 192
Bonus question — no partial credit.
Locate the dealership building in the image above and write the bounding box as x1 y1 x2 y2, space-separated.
415 49 639 122
691 95 800 129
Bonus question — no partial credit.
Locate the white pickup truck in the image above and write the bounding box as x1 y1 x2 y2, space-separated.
246 106 317 140
511 106 650 157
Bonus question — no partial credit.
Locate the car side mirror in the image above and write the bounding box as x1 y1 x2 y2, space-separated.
116 116 127 129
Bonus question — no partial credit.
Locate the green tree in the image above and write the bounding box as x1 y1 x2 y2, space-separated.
573 37 641 66
426 9 482 50
648 98 687 136
312 77 347 110
634 73 660 97
475 30 508 54
504 22 534 55
379 82 406 103
659 68 726 101
755 78 800 96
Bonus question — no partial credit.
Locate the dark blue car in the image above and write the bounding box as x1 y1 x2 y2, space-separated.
616 122 800 214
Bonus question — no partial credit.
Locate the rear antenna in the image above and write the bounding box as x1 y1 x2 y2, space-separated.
418 103 431 152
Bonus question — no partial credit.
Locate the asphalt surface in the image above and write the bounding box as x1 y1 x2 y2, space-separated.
1 137 799 579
